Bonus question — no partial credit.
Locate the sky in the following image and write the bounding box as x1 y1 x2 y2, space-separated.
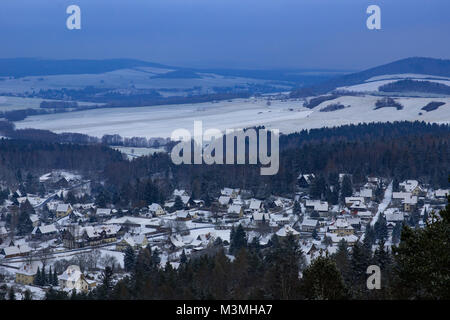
0 0 449 70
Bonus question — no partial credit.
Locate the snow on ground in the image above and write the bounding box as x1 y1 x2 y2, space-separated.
0 68 272 95
337 74 450 93
366 74 450 82
99 249 124 268
371 182 393 227
15 95 450 139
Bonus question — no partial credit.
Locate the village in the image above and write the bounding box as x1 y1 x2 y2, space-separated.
0 170 448 299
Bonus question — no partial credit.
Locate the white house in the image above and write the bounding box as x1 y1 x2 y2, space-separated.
58 265 90 292
148 203 165 216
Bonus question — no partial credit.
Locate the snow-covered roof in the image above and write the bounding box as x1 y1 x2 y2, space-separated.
400 180 419 193
360 188 373 198
148 203 162 212
305 200 328 212
32 224 58 235
252 212 270 221
249 199 262 210
276 225 300 237
345 197 364 204
302 218 318 227
434 189 449 198
58 265 83 282
17 261 43 276
56 204 71 212
218 196 231 205
96 208 112 216
385 212 404 222
2 244 32 256
227 204 242 214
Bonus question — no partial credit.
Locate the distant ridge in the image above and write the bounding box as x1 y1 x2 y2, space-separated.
290 57 450 97
0 58 172 78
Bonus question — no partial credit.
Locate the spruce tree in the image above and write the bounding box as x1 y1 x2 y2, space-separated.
340 175 353 204
34 267 42 286
301 256 348 300
229 224 247 255
180 249 187 264
392 194 450 299
174 196 184 210
8 287 15 300
124 245 136 272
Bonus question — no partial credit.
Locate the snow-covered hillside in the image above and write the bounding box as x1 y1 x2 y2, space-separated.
337 73 450 93
15 95 450 139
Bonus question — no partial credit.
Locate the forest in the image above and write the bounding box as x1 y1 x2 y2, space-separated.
0 121 448 208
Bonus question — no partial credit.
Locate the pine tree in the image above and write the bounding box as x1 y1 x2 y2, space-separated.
174 196 184 210
34 267 42 286
124 246 136 272
23 289 32 300
48 267 53 286
229 224 247 255
333 239 351 284
301 256 348 300
350 241 372 291
392 222 402 244
374 213 388 242
340 175 353 204
293 201 301 215
180 249 187 264
53 269 59 286
392 194 450 299
17 201 34 236
41 266 47 285
8 287 15 300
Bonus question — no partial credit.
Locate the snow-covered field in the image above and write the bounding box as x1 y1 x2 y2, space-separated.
337 73 450 93
15 95 450 139
0 68 273 95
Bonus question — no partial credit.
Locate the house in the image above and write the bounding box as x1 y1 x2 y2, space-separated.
169 234 186 250
15 261 43 285
1 244 32 258
305 200 329 216
56 204 73 218
399 180 423 196
251 212 270 224
62 225 119 249
31 224 58 239
328 218 354 236
227 204 244 218
385 212 404 228
116 234 149 251
403 195 418 212
326 233 358 246
175 210 194 221
58 265 90 293
148 203 165 216
297 173 315 188
221 188 240 199
96 208 112 217
434 189 449 199
218 196 231 206
360 188 374 201
29 214 40 227
249 199 263 212
276 225 300 239
301 218 318 232
345 197 365 208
